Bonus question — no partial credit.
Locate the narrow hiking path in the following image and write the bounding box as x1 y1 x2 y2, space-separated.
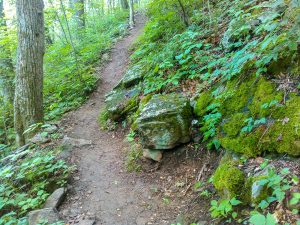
58 15 151 225
57 14 214 225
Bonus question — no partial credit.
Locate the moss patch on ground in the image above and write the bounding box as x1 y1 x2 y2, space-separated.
212 161 246 199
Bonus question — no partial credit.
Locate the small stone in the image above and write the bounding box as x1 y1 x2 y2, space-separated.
30 133 50 144
78 219 96 225
44 124 59 134
28 208 61 225
43 188 66 209
143 149 163 162
62 136 92 147
136 216 148 225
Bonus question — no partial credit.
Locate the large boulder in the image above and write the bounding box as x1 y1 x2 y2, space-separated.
137 94 192 150
28 208 61 225
43 188 66 209
114 64 143 89
105 87 140 120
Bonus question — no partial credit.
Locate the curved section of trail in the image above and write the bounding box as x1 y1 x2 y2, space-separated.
59 15 151 225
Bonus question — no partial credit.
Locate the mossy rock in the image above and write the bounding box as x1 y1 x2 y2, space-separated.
105 86 140 120
248 78 283 117
260 93 300 156
219 76 256 117
210 74 300 157
221 113 248 137
130 94 153 131
194 91 212 117
137 93 192 150
114 64 144 89
212 161 246 199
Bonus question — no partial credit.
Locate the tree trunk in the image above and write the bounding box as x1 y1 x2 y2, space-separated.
0 0 14 94
177 0 189 27
14 0 45 146
129 0 134 28
120 0 129 9
0 0 4 25
72 0 85 28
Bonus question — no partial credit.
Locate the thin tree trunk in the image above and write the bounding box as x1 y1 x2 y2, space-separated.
120 0 129 9
129 0 134 28
177 0 189 27
14 0 45 146
72 0 85 28
59 0 83 82
0 0 14 103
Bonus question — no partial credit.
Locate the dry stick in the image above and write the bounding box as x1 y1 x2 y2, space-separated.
59 0 83 82
197 163 208 181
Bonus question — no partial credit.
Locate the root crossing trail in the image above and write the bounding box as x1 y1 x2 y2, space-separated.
59 16 152 225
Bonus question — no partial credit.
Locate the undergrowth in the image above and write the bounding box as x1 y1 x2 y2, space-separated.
0 145 71 224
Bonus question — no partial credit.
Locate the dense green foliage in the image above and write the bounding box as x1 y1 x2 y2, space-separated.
0 6 129 145
116 0 300 223
0 145 70 223
0 1 132 224
127 0 300 156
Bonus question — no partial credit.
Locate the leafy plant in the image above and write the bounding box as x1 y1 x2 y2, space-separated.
0 146 70 222
241 117 266 133
209 197 242 218
249 212 277 225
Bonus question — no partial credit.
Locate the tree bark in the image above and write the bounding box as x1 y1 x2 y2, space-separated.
129 0 134 28
14 0 45 146
177 0 189 27
0 0 4 26
120 0 129 9
0 0 14 116
72 0 85 28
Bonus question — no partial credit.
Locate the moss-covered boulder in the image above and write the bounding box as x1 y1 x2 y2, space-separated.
193 74 300 158
114 64 143 89
136 94 192 150
212 161 246 199
105 86 140 120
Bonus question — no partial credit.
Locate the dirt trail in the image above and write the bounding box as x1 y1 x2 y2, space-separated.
58 15 153 225
59 14 214 225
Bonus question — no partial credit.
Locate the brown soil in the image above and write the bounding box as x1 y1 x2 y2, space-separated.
58 14 218 225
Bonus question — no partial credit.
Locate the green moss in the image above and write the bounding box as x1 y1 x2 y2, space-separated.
214 73 300 157
98 108 109 130
120 96 139 116
222 113 248 137
130 94 153 130
219 127 264 157
260 93 300 156
220 76 256 117
212 162 246 199
248 77 283 117
194 92 212 117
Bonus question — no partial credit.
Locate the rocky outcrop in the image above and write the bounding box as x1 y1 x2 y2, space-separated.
114 64 143 89
28 208 61 225
143 149 163 162
105 86 140 120
43 188 66 209
137 94 192 150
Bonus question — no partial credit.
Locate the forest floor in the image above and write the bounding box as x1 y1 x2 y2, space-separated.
58 13 218 225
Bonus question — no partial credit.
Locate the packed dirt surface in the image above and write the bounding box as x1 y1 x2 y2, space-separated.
58 14 217 225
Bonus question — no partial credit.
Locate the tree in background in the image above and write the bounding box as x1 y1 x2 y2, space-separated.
14 0 45 146
120 0 129 10
71 0 85 28
129 0 134 27
0 0 14 144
